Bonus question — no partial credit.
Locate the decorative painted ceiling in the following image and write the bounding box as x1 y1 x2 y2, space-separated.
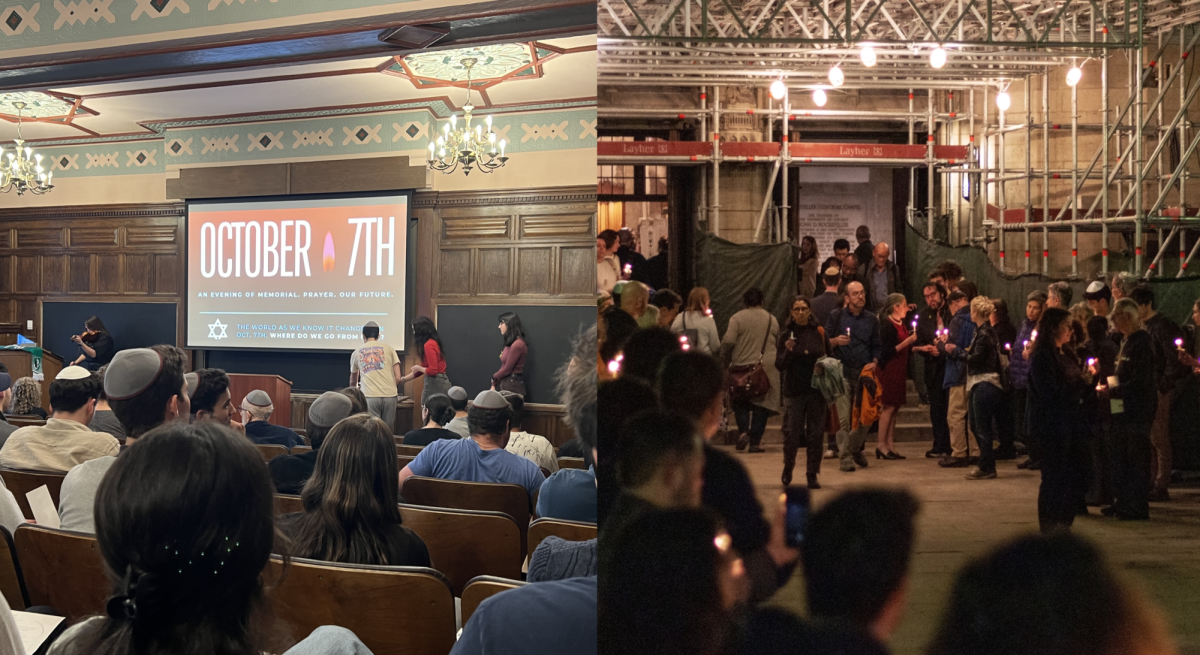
0 91 93 124
388 43 554 90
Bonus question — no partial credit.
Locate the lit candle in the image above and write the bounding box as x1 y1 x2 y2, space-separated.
705 308 713 316
428 143 435 160
1176 338 1184 349
1004 343 1011 351
499 139 506 158
623 263 632 274
1087 358 1096 367
679 335 689 343
1031 329 1038 341
911 319 918 330
607 359 620 375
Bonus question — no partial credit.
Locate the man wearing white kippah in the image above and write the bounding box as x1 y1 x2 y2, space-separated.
0 366 118 473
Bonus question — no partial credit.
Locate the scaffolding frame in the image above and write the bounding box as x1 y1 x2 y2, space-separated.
599 0 1200 279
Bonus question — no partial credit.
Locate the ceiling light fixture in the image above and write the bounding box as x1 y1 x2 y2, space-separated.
995 89 1012 111
0 102 52 196
828 65 844 87
860 45 877 67
930 46 947 69
427 58 507 176
770 78 786 100
812 88 828 107
1066 64 1084 86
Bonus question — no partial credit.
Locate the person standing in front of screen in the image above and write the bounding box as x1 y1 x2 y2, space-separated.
492 312 528 397
349 321 402 430
401 316 452 407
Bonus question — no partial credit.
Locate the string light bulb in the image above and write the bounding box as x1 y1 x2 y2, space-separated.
860 45 877 67
995 90 1011 111
828 65 844 87
770 78 786 100
930 46 947 69
1066 65 1083 86
812 88 827 107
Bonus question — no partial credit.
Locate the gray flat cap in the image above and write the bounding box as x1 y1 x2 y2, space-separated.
308 391 354 428
472 389 509 409
184 372 199 398
447 386 468 402
104 349 164 401
243 389 272 408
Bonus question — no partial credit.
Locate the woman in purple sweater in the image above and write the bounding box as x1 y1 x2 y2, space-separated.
493 312 528 397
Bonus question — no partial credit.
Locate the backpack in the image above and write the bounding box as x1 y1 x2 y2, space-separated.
680 312 701 352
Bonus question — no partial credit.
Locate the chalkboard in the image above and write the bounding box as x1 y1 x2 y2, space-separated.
205 350 350 393
43 302 177 363
435 304 596 404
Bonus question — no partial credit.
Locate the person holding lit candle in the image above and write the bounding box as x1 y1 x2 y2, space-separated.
914 280 953 459
1010 291 1047 470
775 296 830 488
1080 314 1119 508
875 294 918 460
670 287 721 356
1097 298 1156 520
936 290 976 469
1129 285 1186 502
988 298 1019 460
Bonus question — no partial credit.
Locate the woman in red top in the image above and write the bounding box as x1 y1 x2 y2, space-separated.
492 312 528 397
404 316 452 407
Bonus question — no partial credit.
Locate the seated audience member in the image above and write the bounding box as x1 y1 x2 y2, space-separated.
87 364 126 442
657 350 797 603
801 489 919 647
240 389 302 450
0 371 18 447
927 533 1177 655
601 409 704 545
9 376 46 419
398 390 544 503
453 576 596 655
58 345 190 533
621 327 681 383
444 386 471 438
599 509 745 655
0 366 117 472
47 420 372 655
280 413 430 567
402 393 461 446
538 329 598 523
339 386 368 415
597 377 659 525
269 392 354 495
499 391 558 473
189 368 243 432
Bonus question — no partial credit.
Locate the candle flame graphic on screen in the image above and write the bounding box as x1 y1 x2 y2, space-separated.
322 232 335 272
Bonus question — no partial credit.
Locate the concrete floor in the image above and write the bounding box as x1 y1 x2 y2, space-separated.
726 441 1200 655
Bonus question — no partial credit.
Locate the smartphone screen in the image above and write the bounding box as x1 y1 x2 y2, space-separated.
784 486 811 547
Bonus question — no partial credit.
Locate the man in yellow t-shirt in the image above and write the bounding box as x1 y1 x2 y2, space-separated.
349 321 402 429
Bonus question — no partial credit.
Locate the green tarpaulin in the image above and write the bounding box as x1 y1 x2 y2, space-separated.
695 232 798 335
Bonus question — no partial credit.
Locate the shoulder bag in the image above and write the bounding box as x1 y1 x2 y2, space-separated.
728 315 772 402
680 312 701 351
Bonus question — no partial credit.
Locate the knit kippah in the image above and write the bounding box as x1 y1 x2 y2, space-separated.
104 349 164 401
1086 281 1107 294
56 366 92 380
472 389 509 409
308 391 353 428
364 321 379 328
243 389 272 408
447 386 468 402
184 372 199 398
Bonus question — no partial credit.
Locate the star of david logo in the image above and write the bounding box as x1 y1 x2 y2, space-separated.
208 319 228 340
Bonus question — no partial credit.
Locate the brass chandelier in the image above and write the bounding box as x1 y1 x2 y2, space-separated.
427 58 508 176
1 102 53 195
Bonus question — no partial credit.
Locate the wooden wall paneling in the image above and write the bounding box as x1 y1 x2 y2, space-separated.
96 256 120 294
289 157 425 195
69 256 91 294
441 216 510 241
559 246 595 296
14 257 38 294
123 255 152 294
0 229 10 249
16 228 64 248
68 227 118 248
153 255 180 295
40 256 66 295
437 249 472 296
517 248 552 295
15 300 36 338
125 223 179 248
166 164 289 201
477 248 511 295
0 299 12 324
0 256 11 295
519 212 594 239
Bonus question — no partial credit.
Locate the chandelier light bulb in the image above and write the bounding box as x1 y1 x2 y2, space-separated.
930 46 947 69
860 45 877 67
828 66 844 87
995 91 1012 111
813 88 828 107
769 78 786 100
1066 66 1083 86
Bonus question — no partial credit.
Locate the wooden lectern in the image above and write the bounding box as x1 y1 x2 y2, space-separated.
0 349 64 412
227 374 293 428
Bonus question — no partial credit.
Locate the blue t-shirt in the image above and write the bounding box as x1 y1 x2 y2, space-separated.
450 577 597 655
408 437 544 501
535 468 597 523
245 420 303 450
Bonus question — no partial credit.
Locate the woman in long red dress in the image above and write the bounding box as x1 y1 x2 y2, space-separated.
877 293 918 459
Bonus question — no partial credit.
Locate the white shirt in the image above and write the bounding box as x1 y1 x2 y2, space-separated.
597 255 620 294
505 431 559 473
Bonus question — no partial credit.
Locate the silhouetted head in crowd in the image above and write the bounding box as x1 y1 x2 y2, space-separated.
1086 315 1110 344
617 409 704 508
598 229 619 256
801 488 919 643
842 254 859 279
621 281 651 320
556 326 598 466
338 387 368 414
597 377 658 519
935 261 963 289
1085 281 1113 317
1047 281 1072 308
1130 284 1157 320
1111 271 1139 300
601 305 639 364
735 608 890 655
190 368 233 427
658 351 725 440
498 390 526 429
833 239 851 261
957 279 978 302
107 345 189 441
290 413 405 566
81 420 280 655
651 289 683 327
1034 308 1072 354
621 328 681 383
928 532 1176 655
743 287 765 308
447 386 469 415
421 393 455 428
600 509 745 655
305 391 355 451
990 298 1011 328
49 366 101 424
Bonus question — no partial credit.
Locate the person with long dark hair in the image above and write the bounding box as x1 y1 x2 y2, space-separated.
398 316 451 408
269 391 356 495
1100 298 1156 521
775 296 829 488
280 413 430 567
492 312 528 396
402 393 461 446
70 315 115 372
1027 307 1092 532
48 421 372 655
798 235 820 299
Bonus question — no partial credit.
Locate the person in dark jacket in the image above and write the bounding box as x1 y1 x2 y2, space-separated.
1130 285 1184 502
959 297 1004 479
915 281 952 458
1011 291 1046 470
775 296 830 489
1027 308 1092 532
858 243 903 313
1079 316 1118 507
938 291 975 467
988 298 1018 459
1100 298 1156 520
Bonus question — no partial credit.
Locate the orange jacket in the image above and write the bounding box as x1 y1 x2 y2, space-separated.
852 367 883 430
